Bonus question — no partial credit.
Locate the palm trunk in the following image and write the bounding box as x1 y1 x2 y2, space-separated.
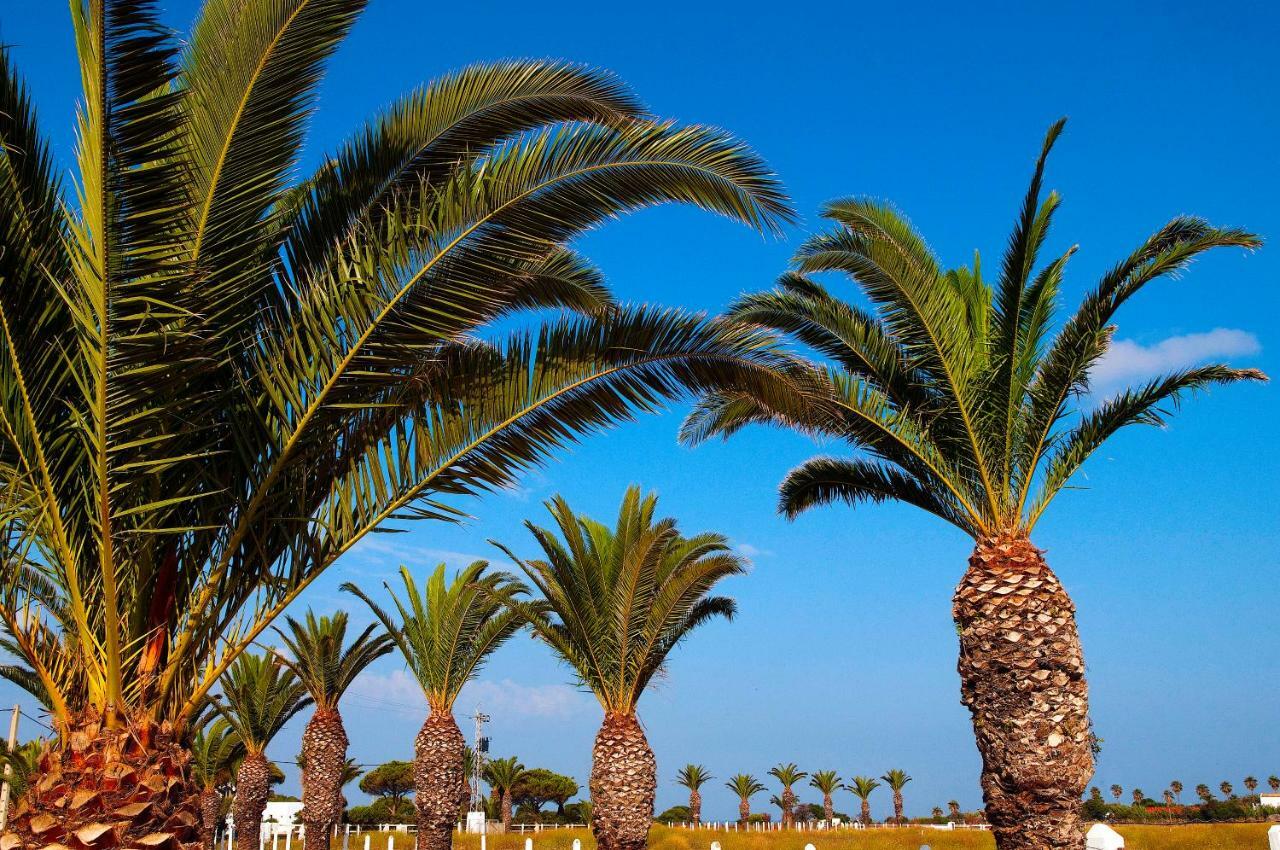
780 788 795 827
590 712 655 850
689 789 701 824
199 787 223 850
234 751 272 850
501 789 513 829
414 709 467 850
859 798 870 825
822 793 832 823
738 799 750 824
893 790 903 824
954 535 1093 850
2 716 201 849
300 707 349 850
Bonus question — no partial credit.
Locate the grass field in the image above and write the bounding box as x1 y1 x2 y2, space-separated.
340 822 1272 850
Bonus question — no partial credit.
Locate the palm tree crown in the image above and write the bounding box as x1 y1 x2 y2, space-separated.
770 763 807 788
273 610 395 710
810 770 842 795
216 653 312 755
682 119 1263 539
728 774 766 800
677 764 714 791
849 776 880 799
485 757 527 793
190 717 243 792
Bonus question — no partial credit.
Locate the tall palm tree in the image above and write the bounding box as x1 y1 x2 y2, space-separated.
948 800 961 820
493 487 747 850
1195 784 1212 803
1132 789 1144 806
727 774 766 824
0 1 792 842
343 563 525 850
218 654 312 850
676 765 713 825
681 119 1262 850
1170 780 1183 803
274 611 394 846
1268 776 1279 793
191 718 244 850
1162 790 1173 807
881 769 911 824
484 757 527 830
1220 781 1233 798
848 776 879 826
809 771 842 823
1244 776 1258 796
1111 785 1123 802
768 763 807 827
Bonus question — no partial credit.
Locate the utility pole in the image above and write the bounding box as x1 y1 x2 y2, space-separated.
0 705 19 831
468 707 491 811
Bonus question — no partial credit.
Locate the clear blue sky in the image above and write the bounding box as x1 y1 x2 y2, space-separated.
3 0 1278 822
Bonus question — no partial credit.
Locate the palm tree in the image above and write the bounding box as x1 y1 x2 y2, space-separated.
1244 776 1258 796
1220 781 1233 798
0 2 791 842
1269 776 1280 793
273 611 393 847
1170 780 1183 803
1132 789 1144 807
1111 785 1123 802
680 119 1262 850
343 563 526 850
1195 784 1212 803
768 763 807 827
849 776 880 826
484 757 527 830
677 765 714 825
1162 790 1173 807
932 806 944 820
948 800 962 820
727 774 766 824
492 487 747 850
809 771 842 823
191 719 244 850
881 769 911 824
218 654 312 850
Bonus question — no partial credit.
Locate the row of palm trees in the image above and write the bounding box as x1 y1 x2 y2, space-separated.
1098 775 1280 805
0 4 1262 850
679 764 913 825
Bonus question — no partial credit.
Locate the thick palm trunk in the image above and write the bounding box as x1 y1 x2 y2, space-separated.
199 787 223 850
501 789 513 829
780 789 795 827
954 535 1093 850
822 793 832 823
689 789 701 824
859 799 870 825
414 709 467 850
893 790 903 824
590 712 655 850
738 799 749 824
2 716 201 849
234 752 272 850
300 707 349 850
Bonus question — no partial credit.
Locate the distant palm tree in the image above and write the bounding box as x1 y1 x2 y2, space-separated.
881 769 912 824
344 563 527 850
484 757 527 830
274 610 394 845
1110 785 1123 802
1220 781 1233 799
1163 790 1174 806
949 800 962 819
1088 788 1102 802
1132 789 1144 806
1170 780 1183 803
493 487 747 850
1269 776 1280 793
191 718 243 850
932 807 944 820
849 776 880 826
677 765 714 824
681 119 1262 850
769 763 808 827
727 774 766 824
1195 784 1212 803
1244 776 1258 796
218 654 312 850
809 771 842 822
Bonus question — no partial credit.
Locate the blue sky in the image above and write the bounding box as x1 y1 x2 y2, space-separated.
3 0 1278 822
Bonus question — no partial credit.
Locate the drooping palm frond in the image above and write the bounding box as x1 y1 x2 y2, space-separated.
190 716 244 791
491 486 746 714
769 763 806 788
809 770 842 795
848 776 880 799
684 118 1263 539
484 756 526 792
272 610 394 710
676 764 713 790
881 769 911 791
341 562 527 711
727 774 765 800
215 652 312 755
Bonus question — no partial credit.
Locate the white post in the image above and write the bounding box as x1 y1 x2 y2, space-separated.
387 835 394 850
363 836 371 850
284 829 292 850
572 841 581 850
524 839 533 850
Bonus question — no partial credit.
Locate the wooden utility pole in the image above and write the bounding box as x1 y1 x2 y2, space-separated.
0 705 19 830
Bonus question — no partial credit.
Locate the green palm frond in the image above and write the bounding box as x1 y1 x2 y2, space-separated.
272 609 394 710
880 769 911 791
190 716 244 790
484 756 526 792
769 763 806 787
809 770 842 795
215 652 312 754
849 776 880 799
726 774 765 800
492 486 746 714
676 764 713 790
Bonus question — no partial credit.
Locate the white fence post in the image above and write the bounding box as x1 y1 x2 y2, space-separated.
363 836 370 850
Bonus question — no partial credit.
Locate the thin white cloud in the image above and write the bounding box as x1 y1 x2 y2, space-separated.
345 537 505 571
734 543 772 559
347 670 590 721
1091 328 1260 389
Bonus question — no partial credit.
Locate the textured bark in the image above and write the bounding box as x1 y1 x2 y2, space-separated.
300 707 348 850
821 793 832 823
1 715 201 850
859 799 870 825
590 712 655 850
199 787 223 850
954 535 1093 850
779 789 795 827
413 710 467 850
234 752 271 850
689 789 701 824
501 789 513 829
738 799 750 824
892 790 903 824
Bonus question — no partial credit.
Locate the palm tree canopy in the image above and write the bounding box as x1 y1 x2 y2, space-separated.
809 770 841 794
484 756 526 792
0 0 794 736
849 776 880 799
677 764 713 790
190 717 244 790
492 485 746 714
273 609 394 710
216 653 312 754
682 118 1263 540
881 769 912 791
727 774 765 799
769 763 807 787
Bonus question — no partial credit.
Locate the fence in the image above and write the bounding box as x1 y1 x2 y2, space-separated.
663 820 990 832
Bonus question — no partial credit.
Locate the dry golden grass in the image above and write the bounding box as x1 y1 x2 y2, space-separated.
1117 822 1270 849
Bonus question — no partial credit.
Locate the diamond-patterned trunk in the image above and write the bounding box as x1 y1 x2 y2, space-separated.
590 713 654 850
892 790 903 824
821 793 832 823
0 716 201 850
779 789 795 827
233 752 271 850
198 788 222 850
300 707 348 850
500 789 513 830
689 789 701 824
413 710 466 850
953 535 1093 850
737 799 749 824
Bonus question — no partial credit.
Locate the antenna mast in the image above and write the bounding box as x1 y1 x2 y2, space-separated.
469 706 491 812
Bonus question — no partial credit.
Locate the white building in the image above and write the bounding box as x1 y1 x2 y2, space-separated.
1261 792 1280 809
262 802 304 837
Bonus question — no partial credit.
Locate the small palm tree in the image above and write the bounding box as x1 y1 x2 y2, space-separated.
1132 789 1144 806
191 719 244 850
881 769 911 824
683 119 1262 850
676 765 714 825
848 776 880 826
344 563 526 850
1195 784 1212 803
932 806 944 820
769 763 807 827
218 653 312 850
1163 790 1174 806
727 774 766 824
1111 785 1123 802
1244 776 1258 795
1269 776 1279 793
493 487 747 850
484 757 527 830
1170 780 1183 803
809 771 842 823
949 800 962 819
274 610 394 845
1220 781 1233 798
